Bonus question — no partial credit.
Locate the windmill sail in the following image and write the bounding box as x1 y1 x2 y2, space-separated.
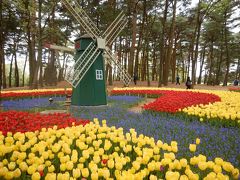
105 47 132 86
61 0 100 39
103 11 128 46
66 42 100 88
61 0 132 87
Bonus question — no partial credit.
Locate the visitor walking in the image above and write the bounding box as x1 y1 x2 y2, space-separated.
186 76 192 89
233 79 239 86
176 75 180 85
133 74 138 85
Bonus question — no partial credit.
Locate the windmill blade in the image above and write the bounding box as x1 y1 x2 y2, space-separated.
102 11 128 46
105 47 132 86
66 42 101 88
61 0 101 39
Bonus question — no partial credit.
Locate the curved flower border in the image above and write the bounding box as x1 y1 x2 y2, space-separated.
0 111 90 135
111 88 221 113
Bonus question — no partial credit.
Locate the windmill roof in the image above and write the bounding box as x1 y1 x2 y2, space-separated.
74 34 92 41
81 34 92 38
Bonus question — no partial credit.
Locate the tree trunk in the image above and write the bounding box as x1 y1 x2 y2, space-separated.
197 45 206 84
236 59 240 79
108 65 113 85
129 8 137 77
0 0 3 90
22 52 28 87
192 1 202 85
171 37 177 83
207 40 214 85
158 0 168 87
134 0 146 77
14 44 19 87
215 40 223 85
223 14 230 86
152 41 157 81
32 0 44 89
163 0 176 86
146 41 150 87
141 51 146 81
8 55 13 88
187 44 192 79
26 0 37 88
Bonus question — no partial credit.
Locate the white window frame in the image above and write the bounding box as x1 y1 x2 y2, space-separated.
96 70 103 80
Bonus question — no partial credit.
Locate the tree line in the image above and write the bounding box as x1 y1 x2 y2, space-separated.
0 0 239 89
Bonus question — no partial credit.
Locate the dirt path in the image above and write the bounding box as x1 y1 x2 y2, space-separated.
128 98 156 113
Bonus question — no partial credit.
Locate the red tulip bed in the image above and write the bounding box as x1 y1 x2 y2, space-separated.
111 89 221 113
1 89 72 99
229 87 240 92
0 111 90 136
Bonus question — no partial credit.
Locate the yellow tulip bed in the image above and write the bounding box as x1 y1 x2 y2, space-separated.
0 119 239 180
182 90 240 123
112 87 240 126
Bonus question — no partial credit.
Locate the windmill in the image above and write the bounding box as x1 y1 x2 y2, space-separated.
61 0 132 106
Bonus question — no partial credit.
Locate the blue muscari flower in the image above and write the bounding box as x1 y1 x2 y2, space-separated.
2 97 65 110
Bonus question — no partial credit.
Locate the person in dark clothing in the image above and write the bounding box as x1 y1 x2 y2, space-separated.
133 74 138 85
186 76 192 89
176 75 180 85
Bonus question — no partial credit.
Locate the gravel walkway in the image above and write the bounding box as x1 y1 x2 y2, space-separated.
128 98 156 113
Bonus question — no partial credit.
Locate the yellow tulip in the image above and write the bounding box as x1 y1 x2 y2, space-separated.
2 159 8 166
149 175 158 180
66 161 74 171
204 172 216 179
19 162 28 171
215 157 223 165
32 172 41 180
81 168 89 178
4 171 13 180
232 168 239 179
102 169 110 179
180 158 188 167
180 175 189 180
222 162 234 172
48 165 55 173
72 168 81 178
60 163 66 171
198 161 207 171
107 159 115 169
133 161 140 171
165 171 180 180
27 165 36 175
91 171 99 180
12 168 21 178
115 162 123 170
213 164 222 173
189 144 196 152
196 138 200 145
8 162 16 171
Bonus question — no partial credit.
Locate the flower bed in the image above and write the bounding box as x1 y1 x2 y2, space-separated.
1 89 72 99
2 97 66 111
112 87 240 125
111 88 220 113
0 111 90 135
72 96 240 168
0 119 239 179
229 87 240 92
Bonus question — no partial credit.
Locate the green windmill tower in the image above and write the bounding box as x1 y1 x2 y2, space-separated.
62 0 132 106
